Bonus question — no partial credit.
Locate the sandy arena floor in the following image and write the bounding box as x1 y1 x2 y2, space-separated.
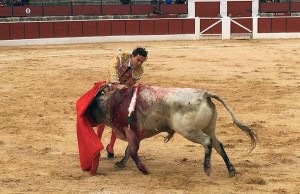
0 39 299 193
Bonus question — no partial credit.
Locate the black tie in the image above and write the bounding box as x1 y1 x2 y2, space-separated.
122 66 132 77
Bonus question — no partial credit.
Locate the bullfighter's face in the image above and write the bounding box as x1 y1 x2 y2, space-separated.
130 54 147 69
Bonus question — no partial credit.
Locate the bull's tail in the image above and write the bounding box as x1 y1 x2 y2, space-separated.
206 92 258 153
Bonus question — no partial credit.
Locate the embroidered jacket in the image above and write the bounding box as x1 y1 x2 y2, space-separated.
109 51 144 87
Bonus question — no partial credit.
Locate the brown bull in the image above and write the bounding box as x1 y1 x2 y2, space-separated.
87 85 258 177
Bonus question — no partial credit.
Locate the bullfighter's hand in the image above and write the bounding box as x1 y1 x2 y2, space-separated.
116 84 128 90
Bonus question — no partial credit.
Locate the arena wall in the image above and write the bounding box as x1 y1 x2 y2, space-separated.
1 0 300 46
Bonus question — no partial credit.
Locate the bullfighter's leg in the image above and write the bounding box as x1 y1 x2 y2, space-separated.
106 130 116 159
96 124 105 139
115 145 130 168
125 127 148 175
96 125 116 159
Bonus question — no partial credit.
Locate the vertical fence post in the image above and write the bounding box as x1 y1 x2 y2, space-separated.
11 2 14 17
130 1 132 15
252 16 258 39
42 0 44 17
222 16 230 39
252 0 259 17
220 0 227 17
188 0 195 18
195 17 200 40
71 1 73 16
100 0 102 16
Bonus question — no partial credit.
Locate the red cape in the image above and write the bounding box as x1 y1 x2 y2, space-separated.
76 81 105 174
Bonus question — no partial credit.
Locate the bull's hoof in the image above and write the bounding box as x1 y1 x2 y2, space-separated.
138 164 149 175
204 162 211 176
204 168 211 176
228 166 236 177
106 144 115 159
229 169 236 177
139 168 149 175
115 161 125 168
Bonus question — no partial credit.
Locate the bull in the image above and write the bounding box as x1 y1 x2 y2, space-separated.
87 84 258 177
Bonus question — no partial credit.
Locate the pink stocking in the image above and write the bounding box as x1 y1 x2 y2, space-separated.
96 124 105 139
107 130 117 153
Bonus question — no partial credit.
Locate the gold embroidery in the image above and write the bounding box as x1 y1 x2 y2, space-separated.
132 66 144 79
120 52 131 66
109 51 131 83
108 50 144 82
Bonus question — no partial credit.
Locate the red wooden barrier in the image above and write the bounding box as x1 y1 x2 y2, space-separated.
24 22 39 39
131 5 153 15
286 17 300 32
13 6 30 17
24 6 44 17
154 20 169 35
200 19 222 34
259 2 289 13
140 20 154 35
111 20 126 35
0 23 10 40
69 21 83 37
169 19 183 34
0 4 188 17
39 22 54 38
3 17 296 40
258 18 272 33
0 6 12 17
160 4 188 14
102 5 130 15
10 23 25 39
291 2 300 12
231 18 252 33
183 19 195 34
45 6 72 16
271 18 286 33
1 17 300 41
53 22 69 38
82 21 98 37
227 1 252 17
126 20 140 35
97 20 111 36
195 2 220 17
258 17 300 33
73 5 102 16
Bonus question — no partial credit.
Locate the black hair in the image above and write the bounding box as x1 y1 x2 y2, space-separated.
132 47 148 58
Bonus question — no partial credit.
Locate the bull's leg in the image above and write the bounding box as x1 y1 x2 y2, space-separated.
212 139 236 177
203 108 236 177
205 131 236 176
115 146 130 168
203 138 213 176
164 131 175 143
186 132 213 176
125 128 148 175
186 132 213 175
